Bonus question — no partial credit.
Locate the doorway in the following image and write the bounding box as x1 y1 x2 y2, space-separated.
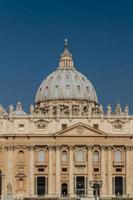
37 177 45 196
115 176 123 195
61 183 68 196
76 176 85 197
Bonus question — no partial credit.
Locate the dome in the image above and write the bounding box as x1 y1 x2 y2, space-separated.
35 39 98 104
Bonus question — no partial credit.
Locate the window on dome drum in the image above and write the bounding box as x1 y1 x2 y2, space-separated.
62 150 67 162
62 124 67 130
75 150 84 162
38 151 45 162
93 124 99 130
93 151 99 162
114 150 121 162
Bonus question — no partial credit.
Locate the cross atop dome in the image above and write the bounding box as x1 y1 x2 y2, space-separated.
64 38 68 47
59 39 74 69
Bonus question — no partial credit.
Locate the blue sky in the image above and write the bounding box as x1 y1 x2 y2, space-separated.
0 0 133 112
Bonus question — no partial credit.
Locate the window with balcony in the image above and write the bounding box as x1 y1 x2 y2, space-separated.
93 150 99 162
62 150 67 162
114 150 121 162
75 150 84 162
38 150 45 162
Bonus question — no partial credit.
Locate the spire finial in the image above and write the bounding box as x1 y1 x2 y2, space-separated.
64 38 68 48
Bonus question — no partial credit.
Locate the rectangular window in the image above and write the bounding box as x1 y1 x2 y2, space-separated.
18 124 25 131
38 168 44 172
94 168 99 172
114 150 121 162
116 168 122 172
62 168 67 172
62 124 67 130
93 124 99 130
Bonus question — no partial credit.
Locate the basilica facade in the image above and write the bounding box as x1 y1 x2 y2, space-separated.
0 40 133 199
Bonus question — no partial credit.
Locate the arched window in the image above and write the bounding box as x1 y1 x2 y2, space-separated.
62 150 67 162
18 150 24 161
114 150 121 162
93 151 99 162
38 150 45 162
75 150 84 162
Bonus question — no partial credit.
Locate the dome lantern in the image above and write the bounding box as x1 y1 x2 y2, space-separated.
59 39 74 69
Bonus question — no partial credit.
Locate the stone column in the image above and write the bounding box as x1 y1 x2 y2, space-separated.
101 146 106 196
130 147 133 196
48 146 53 196
29 146 34 196
87 145 93 198
2 174 5 197
56 146 60 197
108 146 112 196
69 146 74 197
6 146 14 194
126 146 131 195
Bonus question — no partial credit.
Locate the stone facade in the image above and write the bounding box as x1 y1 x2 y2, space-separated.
0 40 132 199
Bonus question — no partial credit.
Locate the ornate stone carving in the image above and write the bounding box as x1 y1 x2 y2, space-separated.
48 145 54 150
115 103 122 115
99 104 104 114
125 105 129 115
9 104 14 115
56 145 60 150
107 104 112 115
77 125 83 134
69 145 74 150
35 119 48 129
30 104 34 115
7 182 12 195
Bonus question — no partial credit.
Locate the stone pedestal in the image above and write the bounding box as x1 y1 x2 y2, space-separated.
2 194 14 200
87 187 94 198
81 197 95 200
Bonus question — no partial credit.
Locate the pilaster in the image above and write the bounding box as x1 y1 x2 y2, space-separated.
126 145 131 195
108 146 112 196
87 145 93 198
55 145 60 197
48 145 53 196
69 145 74 197
28 146 34 196
101 145 106 196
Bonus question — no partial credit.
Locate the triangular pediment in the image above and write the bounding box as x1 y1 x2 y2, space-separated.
54 122 108 137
